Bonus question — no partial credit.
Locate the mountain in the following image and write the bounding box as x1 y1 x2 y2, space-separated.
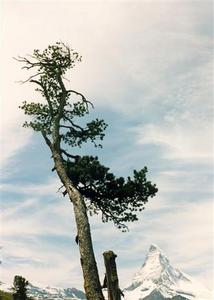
142 290 188 300
1 245 212 300
124 244 212 300
0 281 86 300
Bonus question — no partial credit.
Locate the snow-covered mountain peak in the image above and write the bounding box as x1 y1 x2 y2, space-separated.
125 244 212 300
148 244 162 253
132 244 181 285
147 244 168 264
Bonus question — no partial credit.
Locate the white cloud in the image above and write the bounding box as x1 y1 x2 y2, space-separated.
1 238 82 289
0 177 61 197
0 175 213 289
0 114 32 171
119 198 213 289
0 178 81 287
0 178 76 238
136 120 213 161
0 0 212 168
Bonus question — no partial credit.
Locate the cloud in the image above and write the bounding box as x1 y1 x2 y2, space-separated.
1 172 213 289
119 198 213 289
0 177 61 197
0 116 32 172
135 119 213 161
71 1 212 116
1 241 82 289
1 0 212 169
0 178 76 239
0 178 82 287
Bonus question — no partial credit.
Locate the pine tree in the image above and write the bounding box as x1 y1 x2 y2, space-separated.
16 42 158 300
12 276 28 300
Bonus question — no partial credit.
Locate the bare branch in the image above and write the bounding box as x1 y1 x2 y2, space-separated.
62 75 70 82
60 124 73 130
100 208 129 232
41 130 52 149
13 56 40 69
60 119 85 132
61 149 80 160
68 89 94 109
30 79 42 86
13 56 30 63
30 79 54 117
18 72 43 84
57 185 64 193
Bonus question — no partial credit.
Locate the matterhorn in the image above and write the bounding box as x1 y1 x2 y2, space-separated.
124 244 212 300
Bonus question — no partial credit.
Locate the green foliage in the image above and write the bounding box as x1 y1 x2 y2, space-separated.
62 118 107 148
18 42 158 230
18 42 107 145
0 290 33 300
12 276 29 300
0 290 12 300
33 42 81 78
65 155 158 230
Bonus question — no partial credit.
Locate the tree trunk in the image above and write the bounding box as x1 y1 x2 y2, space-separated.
103 251 122 300
53 151 104 300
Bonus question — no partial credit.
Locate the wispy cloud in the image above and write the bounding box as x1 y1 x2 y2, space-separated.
0 177 61 197
135 121 212 161
0 179 81 287
0 173 213 289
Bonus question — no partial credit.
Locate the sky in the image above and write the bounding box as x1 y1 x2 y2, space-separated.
0 0 213 293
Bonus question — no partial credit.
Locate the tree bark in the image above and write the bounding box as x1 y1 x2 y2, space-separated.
53 150 104 300
103 251 122 300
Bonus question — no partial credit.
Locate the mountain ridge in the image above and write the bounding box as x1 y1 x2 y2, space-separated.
0 281 86 300
124 244 212 300
1 244 212 300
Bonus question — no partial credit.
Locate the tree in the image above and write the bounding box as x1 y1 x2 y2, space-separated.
12 276 29 300
16 42 158 300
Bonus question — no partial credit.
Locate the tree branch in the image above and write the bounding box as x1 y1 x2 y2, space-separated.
54 75 68 125
61 149 80 160
100 208 129 231
57 75 67 93
60 119 85 132
13 56 40 69
68 89 94 109
57 184 65 193
17 72 43 84
30 79 54 117
41 130 52 149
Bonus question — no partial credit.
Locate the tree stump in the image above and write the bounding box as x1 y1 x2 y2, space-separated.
103 250 122 300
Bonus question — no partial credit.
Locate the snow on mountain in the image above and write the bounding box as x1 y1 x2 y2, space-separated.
1 245 212 300
124 244 213 300
0 281 86 300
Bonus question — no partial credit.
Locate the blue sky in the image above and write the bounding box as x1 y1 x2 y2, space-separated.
0 0 213 292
